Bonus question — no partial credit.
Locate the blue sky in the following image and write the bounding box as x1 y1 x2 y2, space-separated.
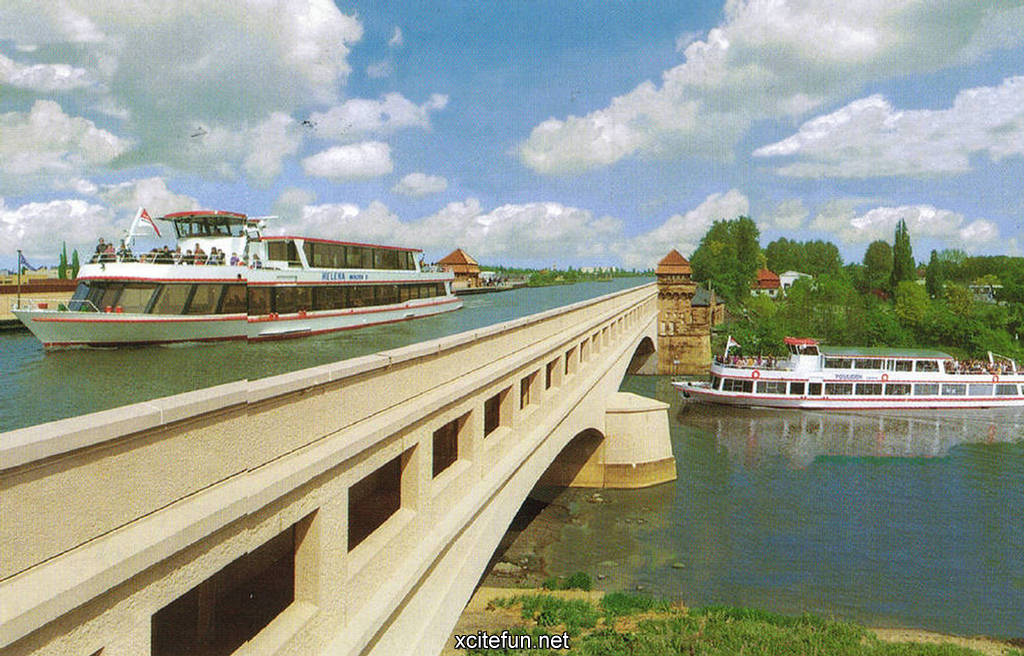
2 0 1022 270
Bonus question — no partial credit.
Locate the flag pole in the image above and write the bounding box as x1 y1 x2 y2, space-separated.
16 249 22 311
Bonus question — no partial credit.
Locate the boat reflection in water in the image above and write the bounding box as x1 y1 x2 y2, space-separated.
677 403 1024 468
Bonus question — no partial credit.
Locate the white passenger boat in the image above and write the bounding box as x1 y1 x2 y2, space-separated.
673 337 1024 409
13 210 462 347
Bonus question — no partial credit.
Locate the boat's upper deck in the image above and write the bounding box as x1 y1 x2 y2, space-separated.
714 338 1019 378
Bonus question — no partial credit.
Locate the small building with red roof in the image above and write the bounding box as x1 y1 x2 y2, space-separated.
437 248 481 288
753 268 781 298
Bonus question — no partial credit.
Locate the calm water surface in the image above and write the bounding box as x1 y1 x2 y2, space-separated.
0 279 650 431
541 375 1024 638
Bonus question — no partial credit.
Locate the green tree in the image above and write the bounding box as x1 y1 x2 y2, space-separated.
890 218 916 289
690 216 761 304
862 240 892 291
893 280 930 327
58 242 68 279
925 249 943 298
70 249 80 278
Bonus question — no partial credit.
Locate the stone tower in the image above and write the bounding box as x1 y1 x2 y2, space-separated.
656 249 712 375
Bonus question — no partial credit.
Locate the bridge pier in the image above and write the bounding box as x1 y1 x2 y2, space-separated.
537 392 675 489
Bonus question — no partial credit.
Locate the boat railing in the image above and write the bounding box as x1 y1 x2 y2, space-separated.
11 298 101 313
714 355 789 371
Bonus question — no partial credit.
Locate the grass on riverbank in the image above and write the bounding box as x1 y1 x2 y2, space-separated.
461 593 1024 656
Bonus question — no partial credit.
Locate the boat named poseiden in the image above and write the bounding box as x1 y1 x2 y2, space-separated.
13 210 462 347
673 337 1024 409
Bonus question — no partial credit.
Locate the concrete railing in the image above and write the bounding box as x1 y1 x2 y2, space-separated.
1 282 658 655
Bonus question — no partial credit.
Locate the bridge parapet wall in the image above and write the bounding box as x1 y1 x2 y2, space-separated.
1 283 659 655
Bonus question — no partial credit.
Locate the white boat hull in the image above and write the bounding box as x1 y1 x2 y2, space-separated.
14 296 462 347
673 380 1024 409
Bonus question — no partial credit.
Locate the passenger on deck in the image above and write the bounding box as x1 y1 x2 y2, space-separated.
183 249 194 265
251 252 262 268
229 252 240 266
172 246 183 264
193 244 206 265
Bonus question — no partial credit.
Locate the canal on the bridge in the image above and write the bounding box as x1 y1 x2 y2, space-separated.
0 278 650 432
514 374 1024 640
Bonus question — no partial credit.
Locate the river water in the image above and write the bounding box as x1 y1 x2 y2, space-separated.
3 278 1022 638
536 375 1024 639
0 278 649 432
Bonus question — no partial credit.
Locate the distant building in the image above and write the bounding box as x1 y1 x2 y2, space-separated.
752 268 781 298
778 270 811 292
656 249 724 375
968 283 1003 304
437 248 481 288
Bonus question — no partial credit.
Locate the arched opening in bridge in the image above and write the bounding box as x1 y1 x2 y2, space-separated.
626 336 657 375
482 429 605 586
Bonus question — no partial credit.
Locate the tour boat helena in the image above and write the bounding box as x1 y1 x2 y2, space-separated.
13 209 462 347
673 337 1024 409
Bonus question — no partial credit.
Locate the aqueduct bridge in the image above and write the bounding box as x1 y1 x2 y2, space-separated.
1 282 674 656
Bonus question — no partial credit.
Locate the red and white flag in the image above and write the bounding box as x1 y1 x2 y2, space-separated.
140 208 161 237
726 335 740 350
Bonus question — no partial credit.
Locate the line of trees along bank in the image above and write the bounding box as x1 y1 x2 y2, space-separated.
689 217 1024 360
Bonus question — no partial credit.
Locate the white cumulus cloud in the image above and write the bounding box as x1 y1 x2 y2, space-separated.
99 178 201 217
754 76 1024 177
392 173 448 197
0 198 117 261
519 1 1024 174
809 202 1002 247
615 189 750 270
310 93 449 141
301 142 394 181
0 100 130 193
0 53 95 92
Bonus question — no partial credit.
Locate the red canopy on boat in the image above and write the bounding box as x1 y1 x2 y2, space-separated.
784 337 819 346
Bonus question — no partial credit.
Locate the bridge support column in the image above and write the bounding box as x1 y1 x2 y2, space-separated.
601 392 676 488
540 393 676 490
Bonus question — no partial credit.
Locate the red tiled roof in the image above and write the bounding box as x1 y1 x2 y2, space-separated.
437 248 478 266
656 249 692 275
754 268 780 289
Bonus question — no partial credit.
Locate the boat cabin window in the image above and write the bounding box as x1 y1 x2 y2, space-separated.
150 284 193 315
856 383 883 395
173 218 245 239
894 360 914 372
789 382 805 395
184 284 224 315
118 284 158 313
968 384 993 397
941 383 966 396
885 383 911 396
756 381 786 394
995 384 1019 396
300 241 416 270
808 382 822 395
824 382 853 395
788 343 819 356
220 284 247 314
266 240 300 266
914 383 939 396
915 360 939 372
853 359 878 369
722 378 753 393
824 358 853 369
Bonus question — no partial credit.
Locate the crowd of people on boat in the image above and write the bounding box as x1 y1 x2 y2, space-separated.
90 239 261 267
947 359 1015 376
714 354 781 369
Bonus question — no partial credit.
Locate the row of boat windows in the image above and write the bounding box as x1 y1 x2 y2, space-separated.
71 282 446 315
715 377 1021 397
264 241 418 270
823 357 940 372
